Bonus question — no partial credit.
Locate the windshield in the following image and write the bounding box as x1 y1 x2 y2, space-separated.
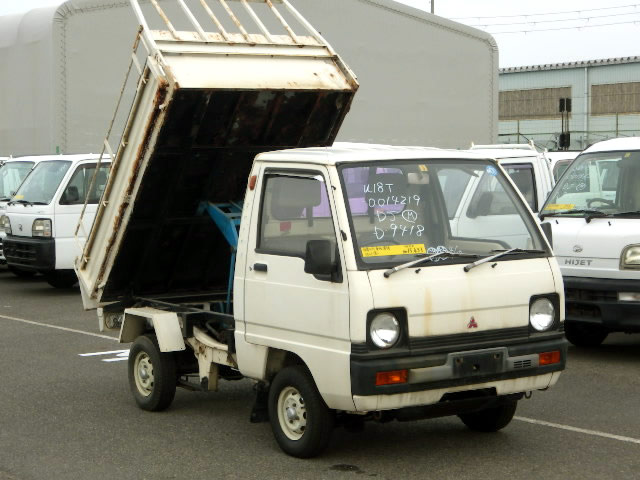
339 159 548 268
13 160 72 205
0 162 34 200
542 150 640 216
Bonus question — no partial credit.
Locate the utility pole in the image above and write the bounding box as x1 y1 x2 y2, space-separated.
431 1 435 14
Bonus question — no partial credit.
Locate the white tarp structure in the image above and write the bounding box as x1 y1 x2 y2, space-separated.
0 0 498 156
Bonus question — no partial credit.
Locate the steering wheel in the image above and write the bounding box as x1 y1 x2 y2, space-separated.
587 197 615 208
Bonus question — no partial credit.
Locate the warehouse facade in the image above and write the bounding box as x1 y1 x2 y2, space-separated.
499 57 640 150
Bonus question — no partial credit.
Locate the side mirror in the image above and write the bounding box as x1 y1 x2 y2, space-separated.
540 222 553 248
304 239 342 282
63 185 80 204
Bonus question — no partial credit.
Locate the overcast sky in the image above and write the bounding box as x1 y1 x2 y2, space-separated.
2 0 639 67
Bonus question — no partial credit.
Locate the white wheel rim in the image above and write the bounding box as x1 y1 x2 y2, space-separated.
277 386 307 441
133 351 154 397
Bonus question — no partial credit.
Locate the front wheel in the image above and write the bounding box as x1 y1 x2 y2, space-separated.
268 366 334 458
458 400 518 432
44 270 77 288
564 322 608 347
128 335 177 411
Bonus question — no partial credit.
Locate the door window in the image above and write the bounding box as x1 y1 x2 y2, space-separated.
257 173 336 258
503 164 537 211
60 163 110 205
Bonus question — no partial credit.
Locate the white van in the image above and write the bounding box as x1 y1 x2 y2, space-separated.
0 156 48 272
540 137 640 346
0 154 110 288
442 144 554 249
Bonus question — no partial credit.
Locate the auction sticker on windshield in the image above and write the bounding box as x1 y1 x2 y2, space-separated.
544 203 575 211
361 244 426 257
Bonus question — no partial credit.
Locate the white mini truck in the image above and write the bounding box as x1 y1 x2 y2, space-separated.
78 145 566 458
541 137 640 346
75 0 565 458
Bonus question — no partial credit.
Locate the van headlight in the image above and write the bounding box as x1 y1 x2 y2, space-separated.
32 219 52 238
621 245 640 270
530 298 555 332
370 312 400 349
0 215 11 235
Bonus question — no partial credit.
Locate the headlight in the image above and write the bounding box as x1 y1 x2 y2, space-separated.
621 245 640 269
0 215 11 235
530 298 555 332
370 312 400 349
32 218 52 238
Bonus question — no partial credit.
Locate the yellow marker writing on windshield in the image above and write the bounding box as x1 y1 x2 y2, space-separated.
361 244 426 257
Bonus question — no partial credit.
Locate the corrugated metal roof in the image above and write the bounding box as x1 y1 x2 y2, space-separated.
500 56 640 74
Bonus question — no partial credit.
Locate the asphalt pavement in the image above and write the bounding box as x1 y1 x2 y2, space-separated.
1 267 639 480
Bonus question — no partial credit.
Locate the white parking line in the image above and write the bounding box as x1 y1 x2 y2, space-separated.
79 349 129 362
0 313 117 341
515 416 640 445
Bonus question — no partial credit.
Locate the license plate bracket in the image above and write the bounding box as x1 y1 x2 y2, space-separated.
451 348 507 377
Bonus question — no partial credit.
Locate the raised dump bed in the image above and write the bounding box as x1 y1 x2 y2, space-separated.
76 0 358 309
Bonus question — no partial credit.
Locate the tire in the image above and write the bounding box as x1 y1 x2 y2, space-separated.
44 270 77 288
458 400 518 432
8 265 36 278
564 322 608 347
268 365 334 458
128 334 177 412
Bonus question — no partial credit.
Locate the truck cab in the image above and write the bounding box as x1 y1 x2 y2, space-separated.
540 137 640 346
1 154 110 287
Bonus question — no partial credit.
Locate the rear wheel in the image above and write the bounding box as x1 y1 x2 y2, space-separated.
458 400 518 432
128 334 177 411
268 366 334 458
564 322 608 347
44 270 77 288
8 265 36 278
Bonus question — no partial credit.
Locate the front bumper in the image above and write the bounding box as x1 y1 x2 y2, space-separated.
2 235 55 271
564 276 640 332
350 333 566 398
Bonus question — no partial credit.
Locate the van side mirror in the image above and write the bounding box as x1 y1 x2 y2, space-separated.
304 239 342 282
62 185 80 204
540 222 553 248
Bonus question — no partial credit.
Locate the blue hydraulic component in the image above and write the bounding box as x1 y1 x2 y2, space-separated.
198 201 243 313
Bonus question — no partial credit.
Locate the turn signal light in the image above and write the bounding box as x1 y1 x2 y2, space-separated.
539 351 561 365
375 369 408 386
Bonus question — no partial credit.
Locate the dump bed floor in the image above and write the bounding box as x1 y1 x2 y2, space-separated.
101 89 353 300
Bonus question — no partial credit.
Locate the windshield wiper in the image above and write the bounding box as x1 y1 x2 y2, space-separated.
611 210 640 218
384 251 479 278
540 208 610 222
464 248 546 273
7 199 47 206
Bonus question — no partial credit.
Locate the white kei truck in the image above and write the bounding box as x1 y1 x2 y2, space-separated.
1 154 110 287
540 137 640 347
75 0 566 458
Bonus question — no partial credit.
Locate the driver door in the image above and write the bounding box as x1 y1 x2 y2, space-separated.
243 165 350 354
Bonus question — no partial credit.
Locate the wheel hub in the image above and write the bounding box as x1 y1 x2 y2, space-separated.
133 351 154 396
277 386 307 440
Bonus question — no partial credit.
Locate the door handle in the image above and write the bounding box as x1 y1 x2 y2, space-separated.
253 263 268 272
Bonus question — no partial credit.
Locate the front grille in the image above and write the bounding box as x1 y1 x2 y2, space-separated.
566 288 617 302
409 326 530 352
4 242 38 265
566 303 601 318
513 359 533 369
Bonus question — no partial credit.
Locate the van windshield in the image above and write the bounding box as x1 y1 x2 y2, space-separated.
0 162 34 200
542 150 640 217
339 159 548 268
13 160 72 205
